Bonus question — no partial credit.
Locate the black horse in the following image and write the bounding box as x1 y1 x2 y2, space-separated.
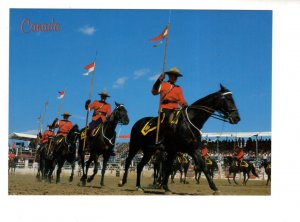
224 156 259 185
8 156 17 174
170 153 190 184
260 159 271 185
47 124 80 183
35 143 51 181
194 157 218 184
79 103 129 187
119 84 240 193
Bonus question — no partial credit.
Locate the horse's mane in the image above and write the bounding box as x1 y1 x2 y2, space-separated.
191 90 221 106
191 85 230 106
71 124 78 131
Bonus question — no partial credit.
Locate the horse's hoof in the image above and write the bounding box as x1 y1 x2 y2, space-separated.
118 181 124 187
87 178 92 183
164 189 172 195
136 187 144 192
213 190 221 195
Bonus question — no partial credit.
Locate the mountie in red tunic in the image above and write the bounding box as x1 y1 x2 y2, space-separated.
88 101 111 122
53 120 73 137
158 81 187 110
9 152 16 160
39 130 55 144
234 149 244 161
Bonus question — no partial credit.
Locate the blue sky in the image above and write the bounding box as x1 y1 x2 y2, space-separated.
9 9 272 138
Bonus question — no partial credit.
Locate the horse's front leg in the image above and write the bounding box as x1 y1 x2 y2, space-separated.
179 169 183 183
183 168 187 184
69 161 75 182
81 156 93 182
244 172 250 185
170 169 175 183
87 154 99 183
36 162 41 180
161 153 176 193
100 155 109 187
136 151 153 190
233 172 238 185
56 160 64 184
47 160 56 183
195 168 200 184
40 159 46 181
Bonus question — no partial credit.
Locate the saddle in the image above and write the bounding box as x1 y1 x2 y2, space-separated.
140 109 182 136
205 158 213 165
80 124 102 140
177 154 189 164
169 109 181 127
141 114 165 136
235 160 249 168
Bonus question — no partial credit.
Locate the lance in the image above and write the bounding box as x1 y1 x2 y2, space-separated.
47 90 65 156
36 101 48 149
56 90 66 119
83 52 98 151
40 101 49 131
37 115 41 145
155 22 170 144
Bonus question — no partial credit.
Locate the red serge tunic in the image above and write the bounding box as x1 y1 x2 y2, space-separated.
9 153 16 160
88 101 112 122
40 130 55 143
159 81 187 110
235 150 244 161
54 120 73 137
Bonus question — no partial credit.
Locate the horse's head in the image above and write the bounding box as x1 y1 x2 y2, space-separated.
216 84 240 124
67 124 80 143
109 102 130 125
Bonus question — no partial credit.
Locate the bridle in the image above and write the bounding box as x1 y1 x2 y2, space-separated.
108 104 127 125
66 125 80 146
184 91 238 134
102 104 127 146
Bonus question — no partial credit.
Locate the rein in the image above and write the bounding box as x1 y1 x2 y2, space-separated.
101 104 124 146
187 105 230 122
101 124 115 146
183 91 235 134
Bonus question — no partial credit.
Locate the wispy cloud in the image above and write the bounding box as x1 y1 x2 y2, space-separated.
133 68 150 79
113 77 128 89
149 74 160 81
78 25 96 36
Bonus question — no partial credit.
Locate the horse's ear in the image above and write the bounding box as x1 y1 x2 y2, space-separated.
220 84 227 92
115 101 120 107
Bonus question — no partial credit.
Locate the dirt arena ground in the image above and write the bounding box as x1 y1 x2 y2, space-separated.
8 171 271 195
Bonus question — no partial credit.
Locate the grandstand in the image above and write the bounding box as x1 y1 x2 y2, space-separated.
8 131 271 172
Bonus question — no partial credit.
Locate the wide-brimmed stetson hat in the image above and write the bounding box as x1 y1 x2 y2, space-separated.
165 67 183 77
202 140 208 146
61 112 71 117
98 90 110 97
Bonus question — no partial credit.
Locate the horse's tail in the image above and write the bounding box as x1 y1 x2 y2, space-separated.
251 164 259 177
